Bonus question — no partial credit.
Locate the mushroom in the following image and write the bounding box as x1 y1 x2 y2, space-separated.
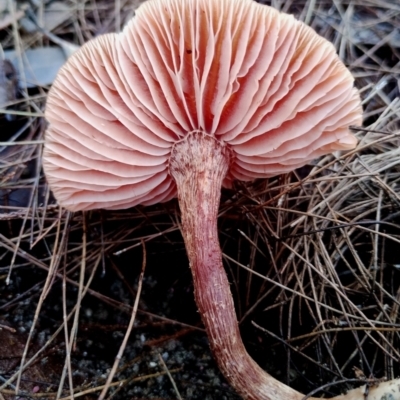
42 0 400 399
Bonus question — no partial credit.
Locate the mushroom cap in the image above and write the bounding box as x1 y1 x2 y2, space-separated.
43 0 362 211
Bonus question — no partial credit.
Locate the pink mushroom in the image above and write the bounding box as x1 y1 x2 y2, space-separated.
43 0 400 399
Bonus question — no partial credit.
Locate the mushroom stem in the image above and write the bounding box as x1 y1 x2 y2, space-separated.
169 131 305 400
169 132 400 400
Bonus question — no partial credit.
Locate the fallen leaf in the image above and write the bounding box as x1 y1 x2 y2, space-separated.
0 59 18 107
4 47 69 89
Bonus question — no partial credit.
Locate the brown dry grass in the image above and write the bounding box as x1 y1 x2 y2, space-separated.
0 0 399 399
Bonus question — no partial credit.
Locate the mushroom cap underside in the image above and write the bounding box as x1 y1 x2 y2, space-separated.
43 0 362 211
